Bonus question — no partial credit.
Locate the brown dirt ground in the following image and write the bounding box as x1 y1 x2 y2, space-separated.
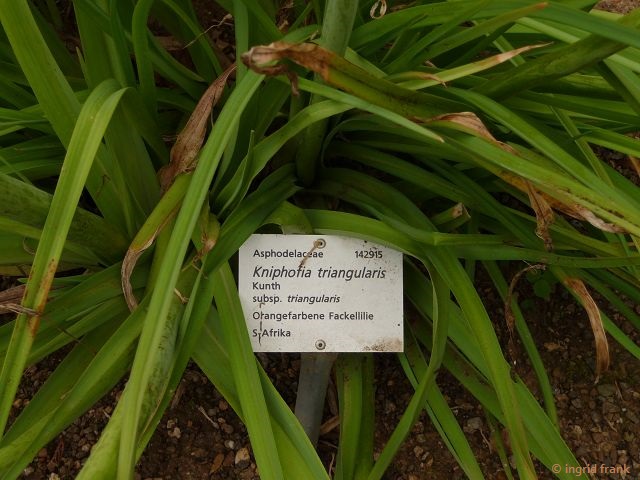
9 266 640 479
4 1 640 479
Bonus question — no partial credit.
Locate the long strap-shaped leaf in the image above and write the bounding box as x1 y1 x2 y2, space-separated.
117 72 263 477
476 7 640 98
0 0 130 229
0 79 130 435
305 209 538 479
212 263 284 480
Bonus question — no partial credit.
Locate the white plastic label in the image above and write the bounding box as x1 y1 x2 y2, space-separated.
238 234 403 352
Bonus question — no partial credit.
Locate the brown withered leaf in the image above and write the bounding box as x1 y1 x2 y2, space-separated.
451 202 468 219
572 205 627 233
121 209 177 311
420 111 627 237
319 415 340 435
429 112 524 158
242 41 331 87
563 277 609 380
504 264 546 368
123 67 235 309
241 41 624 237
429 113 557 248
0 284 61 316
370 0 387 18
429 112 497 142
524 182 555 251
158 63 236 192
0 303 38 316
0 284 26 313
500 171 626 234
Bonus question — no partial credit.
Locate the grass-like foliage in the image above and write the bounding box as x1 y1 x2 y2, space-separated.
1 1 640 479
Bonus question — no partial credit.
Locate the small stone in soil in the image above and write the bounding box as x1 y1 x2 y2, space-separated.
597 384 616 397
463 417 483 433
235 447 251 468
210 453 225 474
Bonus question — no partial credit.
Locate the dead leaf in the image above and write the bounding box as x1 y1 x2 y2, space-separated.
572 205 627 233
121 213 174 311
319 415 340 435
0 283 65 317
524 182 555 251
503 264 546 369
429 112 497 142
0 303 38 316
563 277 609 380
499 171 627 234
123 67 235 310
505 264 546 334
0 284 26 313
451 203 468 219
370 0 387 18
158 63 236 192
242 41 331 86
241 41 626 237
543 342 563 352
428 113 558 247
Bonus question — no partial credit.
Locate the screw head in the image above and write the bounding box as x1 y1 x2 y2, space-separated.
315 339 326 350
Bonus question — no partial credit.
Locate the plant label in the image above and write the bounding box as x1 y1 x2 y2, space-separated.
238 234 403 352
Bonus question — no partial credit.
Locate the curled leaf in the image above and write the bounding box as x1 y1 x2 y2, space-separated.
370 0 387 18
451 203 467 219
524 182 555 251
429 111 498 142
572 205 626 233
0 303 38 316
159 64 236 192
122 66 235 309
121 210 175 311
500 171 627 235
242 42 331 81
504 264 546 369
0 284 26 313
122 174 191 310
563 278 609 380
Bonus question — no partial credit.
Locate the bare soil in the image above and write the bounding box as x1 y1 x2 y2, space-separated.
11 271 640 479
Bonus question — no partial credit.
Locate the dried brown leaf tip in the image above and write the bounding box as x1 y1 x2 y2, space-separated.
524 182 555 251
370 0 387 18
0 284 26 313
242 41 335 94
451 202 468 219
504 264 546 367
563 277 610 381
158 64 236 192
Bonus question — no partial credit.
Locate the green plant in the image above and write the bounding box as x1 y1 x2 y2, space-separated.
1 1 640 479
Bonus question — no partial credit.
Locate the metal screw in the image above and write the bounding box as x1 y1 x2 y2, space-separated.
315 339 326 350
